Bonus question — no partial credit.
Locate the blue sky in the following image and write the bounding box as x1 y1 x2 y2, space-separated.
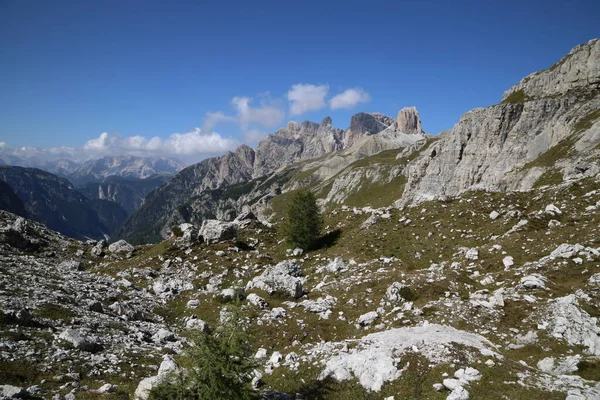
1 0 599 163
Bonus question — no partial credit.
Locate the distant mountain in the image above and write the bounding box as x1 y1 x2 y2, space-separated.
0 166 128 240
77 174 173 214
0 153 185 184
0 180 27 217
114 109 428 243
66 156 184 185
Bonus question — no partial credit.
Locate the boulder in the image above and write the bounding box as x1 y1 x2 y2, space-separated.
59 328 100 352
246 260 304 298
247 293 269 309
386 282 408 303
0 385 27 399
358 311 378 326
108 240 135 255
134 355 179 400
198 220 237 244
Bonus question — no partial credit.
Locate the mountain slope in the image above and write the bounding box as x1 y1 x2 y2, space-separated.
0 166 127 240
116 110 427 243
398 38 600 205
77 174 173 214
0 180 27 217
65 155 185 184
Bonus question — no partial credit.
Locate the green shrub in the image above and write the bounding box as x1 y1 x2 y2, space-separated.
172 226 183 238
281 190 323 250
150 305 256 400
502 89 531 104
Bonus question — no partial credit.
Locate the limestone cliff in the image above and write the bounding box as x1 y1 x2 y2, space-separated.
399 39 600 205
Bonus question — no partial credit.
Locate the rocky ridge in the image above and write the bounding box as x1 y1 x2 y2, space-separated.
2 173 600 399
0 166 128 240
115 109 427 243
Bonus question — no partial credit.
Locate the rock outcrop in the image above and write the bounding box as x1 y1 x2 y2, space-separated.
116 110 427 243
399 39 600 205
0 166 127 240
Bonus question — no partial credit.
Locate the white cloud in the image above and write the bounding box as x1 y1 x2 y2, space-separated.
203 111 236 132
329 88 371 110
231 97 285 129
0 142 6 150
243 129 268 144
80 130 236 158
287 84 329 116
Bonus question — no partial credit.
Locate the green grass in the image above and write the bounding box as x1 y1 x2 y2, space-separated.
502 89 532 104
294 167 320 182
341 174 407 209
33 303 75 322
347 148 405 168
574 109 600 133
533 169 564 188
522 136 576 170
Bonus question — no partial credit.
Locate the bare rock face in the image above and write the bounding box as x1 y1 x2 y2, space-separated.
343 112 396 148
396 106 423 134
503 38 600 101
400 39 600 205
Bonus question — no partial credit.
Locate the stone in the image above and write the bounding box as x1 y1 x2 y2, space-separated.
134 355 179 400
545 295 600 355
108 240 135 255
386 282 408 303
96 383 116 393
361 214 379 230
255 348 268 359
247 293 269 309
545 204 562 216
489 211 500 220
59 329 100 352
0 385 27 399
199 220 237 244
549 243 584 259
185 317 207 331
357 311 379 326
447 386 469 400
246 260 303 298
465 248 478 261
318 324 498 392
396 106 423 134
443 378 462 390
520 274 547 289
502 256 514 269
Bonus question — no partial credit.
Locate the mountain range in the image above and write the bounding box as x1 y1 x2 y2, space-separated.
1 39 600 400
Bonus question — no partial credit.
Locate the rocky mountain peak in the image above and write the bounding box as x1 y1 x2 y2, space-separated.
502 38 600 102
321 116 332 126
396 106 423 134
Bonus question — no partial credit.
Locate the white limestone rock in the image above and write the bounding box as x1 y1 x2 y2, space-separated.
58 328 100 352
357 311 379 326
134 355 179 400
246 260 303 298
318 324 499 392
386 282 408 303
520 274 547 290
544 295 600 355
108 239 135 255
199 219 237 244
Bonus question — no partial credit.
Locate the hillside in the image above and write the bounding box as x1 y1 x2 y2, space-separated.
115 108 427 244
0 39 599 400
77 174 173 215
0 166 127 240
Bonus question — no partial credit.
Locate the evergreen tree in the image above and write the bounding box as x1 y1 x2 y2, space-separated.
149 304 256 400
282 190 323 250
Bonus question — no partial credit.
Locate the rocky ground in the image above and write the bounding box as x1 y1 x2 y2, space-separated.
1 175 600 399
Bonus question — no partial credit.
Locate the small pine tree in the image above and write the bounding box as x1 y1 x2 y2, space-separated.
282 190 323 250
149 304 256 400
